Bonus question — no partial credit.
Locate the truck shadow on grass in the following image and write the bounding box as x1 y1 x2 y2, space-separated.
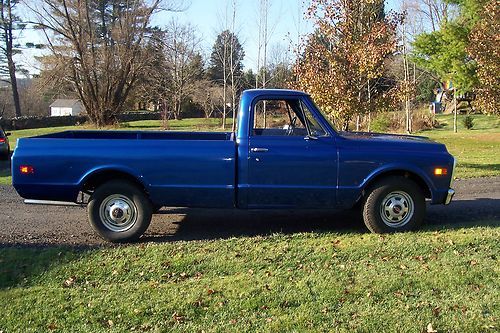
142 197 500 243
147 208 367 242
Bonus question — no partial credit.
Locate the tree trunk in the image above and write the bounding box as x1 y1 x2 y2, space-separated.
4 0 21 118
8 58 21 117
453 92 458 133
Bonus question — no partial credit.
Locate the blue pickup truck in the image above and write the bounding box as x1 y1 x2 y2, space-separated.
12 89 455 242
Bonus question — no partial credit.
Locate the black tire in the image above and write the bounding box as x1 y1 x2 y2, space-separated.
0 149 9 161
362 176 425 233
88 180 152 242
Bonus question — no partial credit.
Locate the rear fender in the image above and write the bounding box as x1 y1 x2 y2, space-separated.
79 165 150 194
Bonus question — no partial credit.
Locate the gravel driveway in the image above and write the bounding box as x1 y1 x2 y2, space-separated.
1 158 498 246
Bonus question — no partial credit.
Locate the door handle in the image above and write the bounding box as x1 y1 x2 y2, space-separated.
251 147 268 153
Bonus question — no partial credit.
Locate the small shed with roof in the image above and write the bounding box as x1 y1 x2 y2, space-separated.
50 99 85 116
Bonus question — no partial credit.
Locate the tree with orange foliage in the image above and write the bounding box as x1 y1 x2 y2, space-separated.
468 0 499 115
295 0 401 130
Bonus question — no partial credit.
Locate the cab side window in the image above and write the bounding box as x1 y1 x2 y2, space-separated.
252 99 307 136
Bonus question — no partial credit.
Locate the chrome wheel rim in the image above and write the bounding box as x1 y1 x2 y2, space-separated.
99 195 137 232
380 191 414 228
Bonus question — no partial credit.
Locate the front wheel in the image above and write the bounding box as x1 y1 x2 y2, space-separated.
362 176 425 233
88 180 152 242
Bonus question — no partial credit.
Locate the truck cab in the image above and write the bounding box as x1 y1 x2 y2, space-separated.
236 90 338 209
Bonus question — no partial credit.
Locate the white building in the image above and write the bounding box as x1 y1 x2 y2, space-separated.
50 99 85 116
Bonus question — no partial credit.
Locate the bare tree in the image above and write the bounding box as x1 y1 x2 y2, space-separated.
29 0 183 126
192 80 224 119
209 0 244 130
208 29 244 130
161 20 203 120
406 0 455 32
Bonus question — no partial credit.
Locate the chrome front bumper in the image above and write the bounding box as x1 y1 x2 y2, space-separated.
445 189 455 205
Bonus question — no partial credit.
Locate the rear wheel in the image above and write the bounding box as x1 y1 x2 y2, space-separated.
362 176 425 233
88 180 152 242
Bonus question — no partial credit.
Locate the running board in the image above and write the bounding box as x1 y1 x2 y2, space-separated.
24 199 84 207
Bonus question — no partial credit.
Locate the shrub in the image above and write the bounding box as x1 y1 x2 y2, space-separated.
371 113 391 132
462 115 474 130
412 112 438 132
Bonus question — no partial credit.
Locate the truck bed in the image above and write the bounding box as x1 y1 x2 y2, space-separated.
36 130 233 141
12 130 236 208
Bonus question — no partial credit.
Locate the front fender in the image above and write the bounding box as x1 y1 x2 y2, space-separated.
337 163 437 209
361 163 435 193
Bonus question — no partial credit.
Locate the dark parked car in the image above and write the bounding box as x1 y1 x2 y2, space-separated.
0 126 11 160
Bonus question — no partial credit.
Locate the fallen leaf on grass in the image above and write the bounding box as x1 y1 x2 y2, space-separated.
63 276 76 288
432 306 441 316
427 323 437 333
172 312 185 323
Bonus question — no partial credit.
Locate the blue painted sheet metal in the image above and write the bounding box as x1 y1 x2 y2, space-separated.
13 134 236 207
12 89 455 210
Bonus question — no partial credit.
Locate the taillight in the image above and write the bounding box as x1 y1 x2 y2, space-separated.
0 138 5 143
20 165 35 174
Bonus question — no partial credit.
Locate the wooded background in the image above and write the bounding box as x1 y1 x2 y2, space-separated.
0 0 498 132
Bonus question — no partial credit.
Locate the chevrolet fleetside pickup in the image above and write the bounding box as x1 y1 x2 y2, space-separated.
12 89 456 242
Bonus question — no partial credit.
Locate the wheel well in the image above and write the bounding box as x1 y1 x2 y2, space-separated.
362 170 431 199
81 170 147 195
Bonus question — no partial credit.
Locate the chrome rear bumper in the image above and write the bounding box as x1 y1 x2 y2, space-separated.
445 189 455 205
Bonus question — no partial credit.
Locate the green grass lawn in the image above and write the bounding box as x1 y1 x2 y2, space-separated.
1 225 498 332
0 114 498 185
419 114 500 179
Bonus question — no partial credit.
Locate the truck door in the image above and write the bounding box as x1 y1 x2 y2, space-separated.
247 98 337 208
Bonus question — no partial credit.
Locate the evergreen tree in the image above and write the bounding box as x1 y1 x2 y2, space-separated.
208 30 244 85
0 0 25 117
